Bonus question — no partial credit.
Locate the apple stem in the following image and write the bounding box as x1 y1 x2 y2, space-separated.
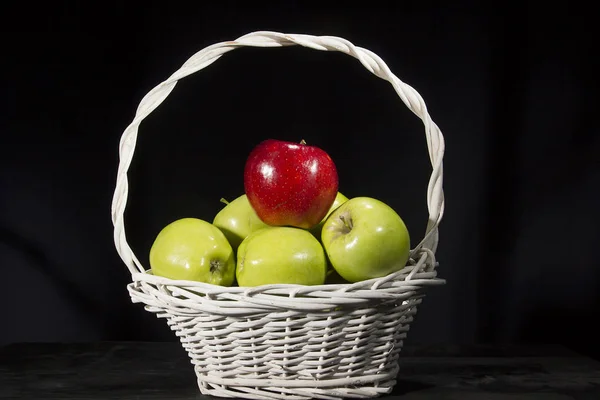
300 139 307 145
219 198 230 205
339 214 353 231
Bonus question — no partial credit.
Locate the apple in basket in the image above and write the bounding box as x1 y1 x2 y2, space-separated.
212 194 269 253
149 218 236 286
236 226 328 287
321 197 411 283
244 139 339 229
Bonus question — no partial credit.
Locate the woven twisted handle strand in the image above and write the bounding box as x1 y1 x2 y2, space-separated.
111 31 446 277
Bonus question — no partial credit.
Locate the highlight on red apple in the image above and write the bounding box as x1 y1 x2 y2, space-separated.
243 139 339 229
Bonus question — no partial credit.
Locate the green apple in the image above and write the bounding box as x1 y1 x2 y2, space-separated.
309 191 349 239
149 217 235 286
236 226 327 287
321 197 411 283
212 194 270 252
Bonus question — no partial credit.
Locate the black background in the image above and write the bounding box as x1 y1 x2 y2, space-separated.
2 3 599 359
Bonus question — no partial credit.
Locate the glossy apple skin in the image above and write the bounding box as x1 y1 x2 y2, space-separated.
244 139 339 229
212 194 269 253
321 197 411 283
236 226 327 287
149 218 235 286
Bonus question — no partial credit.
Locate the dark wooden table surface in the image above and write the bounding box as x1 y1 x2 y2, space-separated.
1 341 600 399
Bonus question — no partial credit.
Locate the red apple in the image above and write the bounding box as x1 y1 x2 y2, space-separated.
244 139 339 229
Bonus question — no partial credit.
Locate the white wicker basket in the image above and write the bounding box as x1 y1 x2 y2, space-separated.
111 31 446 400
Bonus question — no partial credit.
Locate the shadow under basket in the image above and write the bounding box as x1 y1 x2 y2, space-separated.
112 31 447 400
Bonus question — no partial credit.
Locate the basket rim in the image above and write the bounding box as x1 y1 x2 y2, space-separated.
129 247 445 296
131 266 446 293
111 30 446 280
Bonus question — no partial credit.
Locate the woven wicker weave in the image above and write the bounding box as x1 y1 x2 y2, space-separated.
111 31 446 400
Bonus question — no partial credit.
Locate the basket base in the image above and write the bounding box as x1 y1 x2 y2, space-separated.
197 377 397 400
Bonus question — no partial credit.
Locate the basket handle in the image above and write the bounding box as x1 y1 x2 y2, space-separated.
111 31 446 277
